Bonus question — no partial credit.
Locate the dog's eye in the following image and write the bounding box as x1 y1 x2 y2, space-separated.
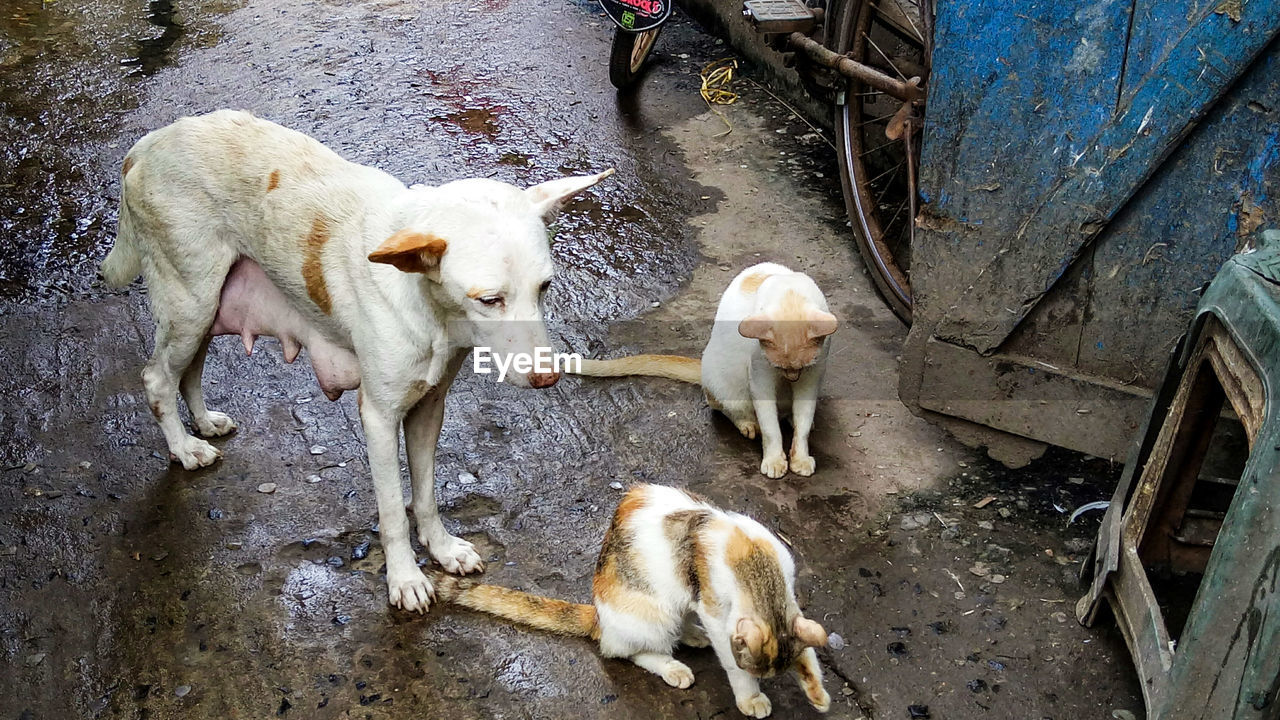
539 280 551 294
478 295 504 307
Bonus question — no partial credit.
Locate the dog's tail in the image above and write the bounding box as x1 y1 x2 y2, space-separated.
433 573 598 639
572 355 702 384
102 159 143 288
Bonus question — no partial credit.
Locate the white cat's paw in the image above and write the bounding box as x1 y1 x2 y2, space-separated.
661 660 695 689
736 691 773 718
168 435 223 470
789 453 816 476
387 565 434 613
760 454 788 479
194 411 237 438
736 421 759 440
429 534 484 575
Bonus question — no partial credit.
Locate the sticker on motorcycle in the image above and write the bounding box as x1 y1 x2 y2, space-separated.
600 0 670 31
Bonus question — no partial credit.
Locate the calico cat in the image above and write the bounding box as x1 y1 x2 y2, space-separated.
571 262 838 479
433 483 831 718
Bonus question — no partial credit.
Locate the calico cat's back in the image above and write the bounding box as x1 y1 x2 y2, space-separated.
593 484 715 602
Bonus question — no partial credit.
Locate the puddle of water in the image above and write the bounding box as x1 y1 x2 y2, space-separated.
121 0 186 76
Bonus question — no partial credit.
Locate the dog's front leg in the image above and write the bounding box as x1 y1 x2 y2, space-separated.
359 396 434 612
405 390 484 576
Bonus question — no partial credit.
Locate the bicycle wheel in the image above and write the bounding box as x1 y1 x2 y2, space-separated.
833 0 932 323
609 27 662 89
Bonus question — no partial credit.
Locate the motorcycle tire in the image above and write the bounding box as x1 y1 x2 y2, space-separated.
608 27 661 89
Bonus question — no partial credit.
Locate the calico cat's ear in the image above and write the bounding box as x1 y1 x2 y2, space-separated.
738 315 774 341
732 616 766 660
793 616 828 648
807 311 838 341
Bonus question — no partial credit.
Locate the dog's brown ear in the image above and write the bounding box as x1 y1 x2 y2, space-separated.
368 230 447 273
526 169 616 219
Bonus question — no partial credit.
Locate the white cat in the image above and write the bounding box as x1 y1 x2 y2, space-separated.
573 262 837 478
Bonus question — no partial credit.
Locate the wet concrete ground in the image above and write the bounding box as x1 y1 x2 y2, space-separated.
2 1 1144 718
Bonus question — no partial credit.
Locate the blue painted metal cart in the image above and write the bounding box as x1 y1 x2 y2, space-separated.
895 0 1280 461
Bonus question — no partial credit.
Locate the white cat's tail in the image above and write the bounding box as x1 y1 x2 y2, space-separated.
101 166 143 287
433 573 599 639
573 355 701 384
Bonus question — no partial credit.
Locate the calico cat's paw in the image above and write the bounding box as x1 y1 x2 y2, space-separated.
680 627 711 648
760 454 788 479
736 691 773 718
660 660 695 689
735 420 759 439
789 453 816 476
806 685 831 712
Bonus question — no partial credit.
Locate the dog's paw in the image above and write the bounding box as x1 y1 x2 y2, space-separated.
387 566 434 613
789 453 816 477
736 692 773 718
195 411 237 438
429 535 484 576
760 453 788 479
735 420 759 440
169 436 223 470
661 660 695 689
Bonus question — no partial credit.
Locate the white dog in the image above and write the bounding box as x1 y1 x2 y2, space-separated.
101 110 612 612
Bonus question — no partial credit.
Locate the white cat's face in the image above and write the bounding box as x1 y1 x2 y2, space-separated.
738 290 838 380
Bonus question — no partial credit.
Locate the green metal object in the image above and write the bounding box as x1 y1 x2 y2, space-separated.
1078 231 1280 719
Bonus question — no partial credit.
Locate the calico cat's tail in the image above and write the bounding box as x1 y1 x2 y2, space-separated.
433 573 599 638
572 355 701 384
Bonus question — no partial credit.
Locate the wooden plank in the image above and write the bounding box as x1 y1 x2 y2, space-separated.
917 337 1150 459
933 1 1280 354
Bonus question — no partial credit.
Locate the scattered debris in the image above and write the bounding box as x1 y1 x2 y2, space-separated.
907 704 931 719
828 632 846 650
174 685 191 698
972 496 996 509
1069 501 1110 524
309 445 327 455
352 542 371 561
257 483 278 494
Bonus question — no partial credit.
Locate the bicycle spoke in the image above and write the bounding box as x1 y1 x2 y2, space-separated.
859 137 899 158
868 160 904 186
864 33 908 82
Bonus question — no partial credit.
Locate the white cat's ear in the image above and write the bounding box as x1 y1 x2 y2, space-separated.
525 169 615 219
793 616 828 648
807 310 838 340
738 315 774 341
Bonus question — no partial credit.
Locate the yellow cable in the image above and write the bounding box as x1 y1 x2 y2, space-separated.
699 58 738 137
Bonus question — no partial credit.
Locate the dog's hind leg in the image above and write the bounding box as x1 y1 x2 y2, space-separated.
180 337 238 438
140 242 237 470
404 353 483 576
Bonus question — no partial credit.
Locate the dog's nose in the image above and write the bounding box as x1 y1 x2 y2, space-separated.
783 369 802 382
527 371 560 388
